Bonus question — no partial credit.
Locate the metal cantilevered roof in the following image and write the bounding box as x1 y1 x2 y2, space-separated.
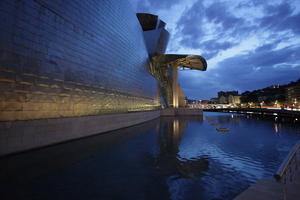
151 54 207 71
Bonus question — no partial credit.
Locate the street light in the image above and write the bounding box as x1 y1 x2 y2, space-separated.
260 101 264 108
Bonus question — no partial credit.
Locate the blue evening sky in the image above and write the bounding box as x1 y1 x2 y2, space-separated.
129 0 300 100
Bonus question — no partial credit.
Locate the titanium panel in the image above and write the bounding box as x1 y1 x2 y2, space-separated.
0 0 159 121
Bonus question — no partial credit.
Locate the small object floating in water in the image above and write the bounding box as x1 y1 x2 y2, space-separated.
216 128 230 132
211 123 221 126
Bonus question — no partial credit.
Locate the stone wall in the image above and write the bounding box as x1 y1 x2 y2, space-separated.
0 0 159 121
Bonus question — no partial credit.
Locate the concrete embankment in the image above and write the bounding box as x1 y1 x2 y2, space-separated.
0 108 204 156
0 110 160 156
161 108 203 116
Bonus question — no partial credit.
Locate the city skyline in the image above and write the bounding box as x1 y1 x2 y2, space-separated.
130 0 300 99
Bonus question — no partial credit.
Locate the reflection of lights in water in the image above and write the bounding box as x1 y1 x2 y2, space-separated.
273 113 278 116
173 120 179 136
231 114 234 118
274 123 280 133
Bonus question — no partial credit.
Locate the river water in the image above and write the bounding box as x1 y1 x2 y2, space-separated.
1 112 300 200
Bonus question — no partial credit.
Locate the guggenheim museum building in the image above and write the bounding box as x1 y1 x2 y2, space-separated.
0 0 206 155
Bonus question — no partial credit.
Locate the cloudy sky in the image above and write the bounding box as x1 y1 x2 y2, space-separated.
129 0 300 99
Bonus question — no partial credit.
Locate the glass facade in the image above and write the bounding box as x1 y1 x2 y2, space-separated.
0 0 160 121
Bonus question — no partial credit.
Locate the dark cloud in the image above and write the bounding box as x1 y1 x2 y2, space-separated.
265 2 292 16
202 40 237 51
202 51 219 60
236 0 266 9
243 45 299 67
176 0 253 57
205 3 243 31
198 41 237 59
133 0 181 13
176 1 206 39
216 44 300 81
259 2 300 34
146 0 181 9
255 42 279 53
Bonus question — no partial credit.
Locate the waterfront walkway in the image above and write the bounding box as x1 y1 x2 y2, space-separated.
234 142 300 200
204 108 300 119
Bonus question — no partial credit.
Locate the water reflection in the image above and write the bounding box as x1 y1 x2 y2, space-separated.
205 114 241 125
0 120 159 193
156 117 209 178
1 113 300 200
274 123 281 134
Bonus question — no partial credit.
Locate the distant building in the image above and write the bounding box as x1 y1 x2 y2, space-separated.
287 84 300 103
200 100 209 104
219 96 228 104
215 91 240 104
218 91 238 98
258 96 267 102
228 95 241 104
210 98 219 104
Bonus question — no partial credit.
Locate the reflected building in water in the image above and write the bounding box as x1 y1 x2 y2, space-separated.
0 116 209 196
205 114 241 125
155 116 209 178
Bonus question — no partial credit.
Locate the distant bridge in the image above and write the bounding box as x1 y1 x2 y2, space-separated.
204 108 300 119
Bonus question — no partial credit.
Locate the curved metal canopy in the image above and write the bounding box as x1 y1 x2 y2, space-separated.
151 54 207 71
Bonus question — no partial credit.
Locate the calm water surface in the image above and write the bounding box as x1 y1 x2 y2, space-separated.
1 112 300 200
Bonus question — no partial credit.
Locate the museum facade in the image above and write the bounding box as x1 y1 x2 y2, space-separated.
0 0 168 121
